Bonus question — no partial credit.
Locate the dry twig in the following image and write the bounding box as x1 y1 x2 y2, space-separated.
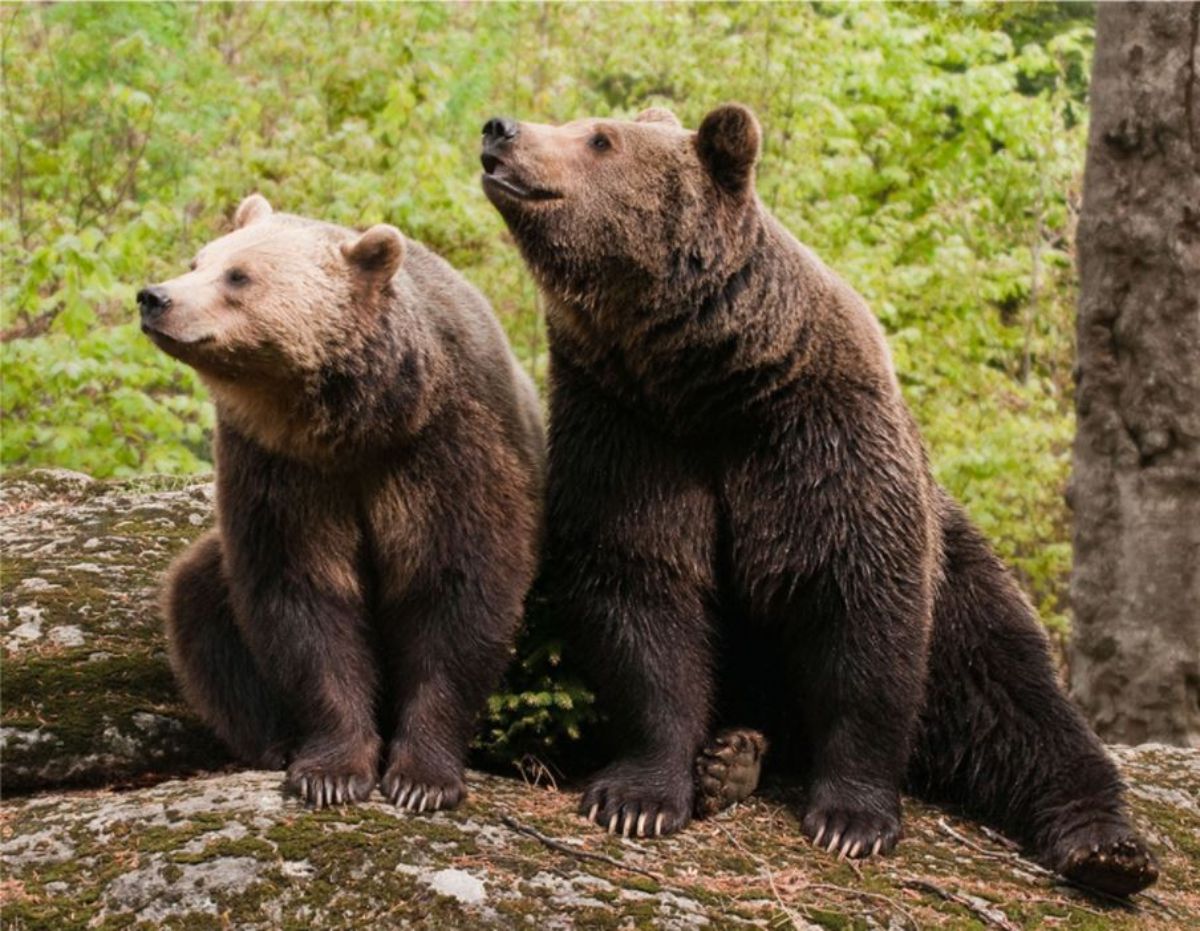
936 818 1053 879
499 814 659 880
714 823 921 931
713 823 812 930
902 877 1021 931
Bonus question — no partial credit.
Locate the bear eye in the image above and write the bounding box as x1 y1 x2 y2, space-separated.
225 268 250 287
589 132 612 152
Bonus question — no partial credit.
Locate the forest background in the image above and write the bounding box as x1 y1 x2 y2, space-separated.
0 2 1097 763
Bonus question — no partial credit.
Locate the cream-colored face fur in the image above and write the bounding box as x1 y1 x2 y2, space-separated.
142 195 404 379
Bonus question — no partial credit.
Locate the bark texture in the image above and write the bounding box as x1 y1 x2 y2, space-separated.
1070 2 1200 747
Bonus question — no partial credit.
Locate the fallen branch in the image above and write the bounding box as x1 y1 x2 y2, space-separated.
936 818 1052 878
499 814 660 881
977 824 1021 850
1024 896 1110 921
808 882 919 931
1139 891 1181 920
902 878 1021 931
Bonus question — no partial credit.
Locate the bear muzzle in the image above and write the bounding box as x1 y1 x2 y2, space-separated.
480 118 561 204
137 286 172 329
137 287 216 354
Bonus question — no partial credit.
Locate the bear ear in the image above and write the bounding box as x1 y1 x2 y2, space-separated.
635 107 681 128
233 194 273 229
342 224 405 281
696 104 761 196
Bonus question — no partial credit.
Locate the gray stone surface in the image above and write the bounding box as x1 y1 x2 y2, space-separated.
2 749 1197 929
2 472 1198 928
1 469 227 790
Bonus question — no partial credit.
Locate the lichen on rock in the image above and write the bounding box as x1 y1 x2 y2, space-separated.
2 754 1197 929
1 469 227 790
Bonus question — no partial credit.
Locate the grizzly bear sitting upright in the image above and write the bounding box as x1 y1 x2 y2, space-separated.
141 195 543 810
480 107 1157 896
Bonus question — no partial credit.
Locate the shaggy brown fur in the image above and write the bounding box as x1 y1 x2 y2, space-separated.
480 106 1157 896
143 196 543 811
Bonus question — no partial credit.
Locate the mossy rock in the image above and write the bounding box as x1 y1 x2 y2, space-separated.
1 470 1197 926
1 469 227 790
2 747 1197 929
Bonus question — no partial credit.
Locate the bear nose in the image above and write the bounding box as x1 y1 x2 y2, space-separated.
482 117 518 145
137 286 171 323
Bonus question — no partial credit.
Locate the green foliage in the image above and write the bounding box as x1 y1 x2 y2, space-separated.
475 596 597 774
2 2 1092 762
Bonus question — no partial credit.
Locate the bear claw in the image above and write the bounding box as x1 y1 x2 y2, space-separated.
381 739 465 813
803 797 901 860
383 776 460 812
1055 828 1158 897
579 762 692 839
289 767 373 809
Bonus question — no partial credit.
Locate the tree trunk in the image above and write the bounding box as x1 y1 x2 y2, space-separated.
1070 2 1200 747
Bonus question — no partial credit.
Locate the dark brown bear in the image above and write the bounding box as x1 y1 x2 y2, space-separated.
141 195 543 810
479 106 1158 896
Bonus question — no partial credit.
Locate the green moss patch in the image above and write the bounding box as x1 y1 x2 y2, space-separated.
2 759 1197 929
2 470 225 791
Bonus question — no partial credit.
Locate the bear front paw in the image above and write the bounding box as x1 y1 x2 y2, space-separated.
802 788 902 859
579 761 694 838
694 727 768 818
287 762 375 809
381 744 465 813
286 737 377 809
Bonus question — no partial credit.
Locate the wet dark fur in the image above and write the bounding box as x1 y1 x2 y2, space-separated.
482 105 1156 894
157 215 543 810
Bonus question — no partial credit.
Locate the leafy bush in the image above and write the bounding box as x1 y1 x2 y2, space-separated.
1 3 1091 765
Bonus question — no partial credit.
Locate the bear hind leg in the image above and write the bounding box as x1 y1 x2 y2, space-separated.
163 530 294 769
693 727 768 819
910 499 1157 897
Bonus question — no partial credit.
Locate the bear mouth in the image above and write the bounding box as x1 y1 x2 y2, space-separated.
480 155 560 202
142 324 215 352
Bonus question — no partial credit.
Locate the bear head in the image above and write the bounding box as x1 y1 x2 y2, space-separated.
137 195 405 382
480 104 762 313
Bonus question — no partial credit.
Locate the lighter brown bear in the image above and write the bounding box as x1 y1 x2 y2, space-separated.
142 195 543 810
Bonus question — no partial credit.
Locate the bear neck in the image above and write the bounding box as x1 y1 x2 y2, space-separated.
544 204 827 430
